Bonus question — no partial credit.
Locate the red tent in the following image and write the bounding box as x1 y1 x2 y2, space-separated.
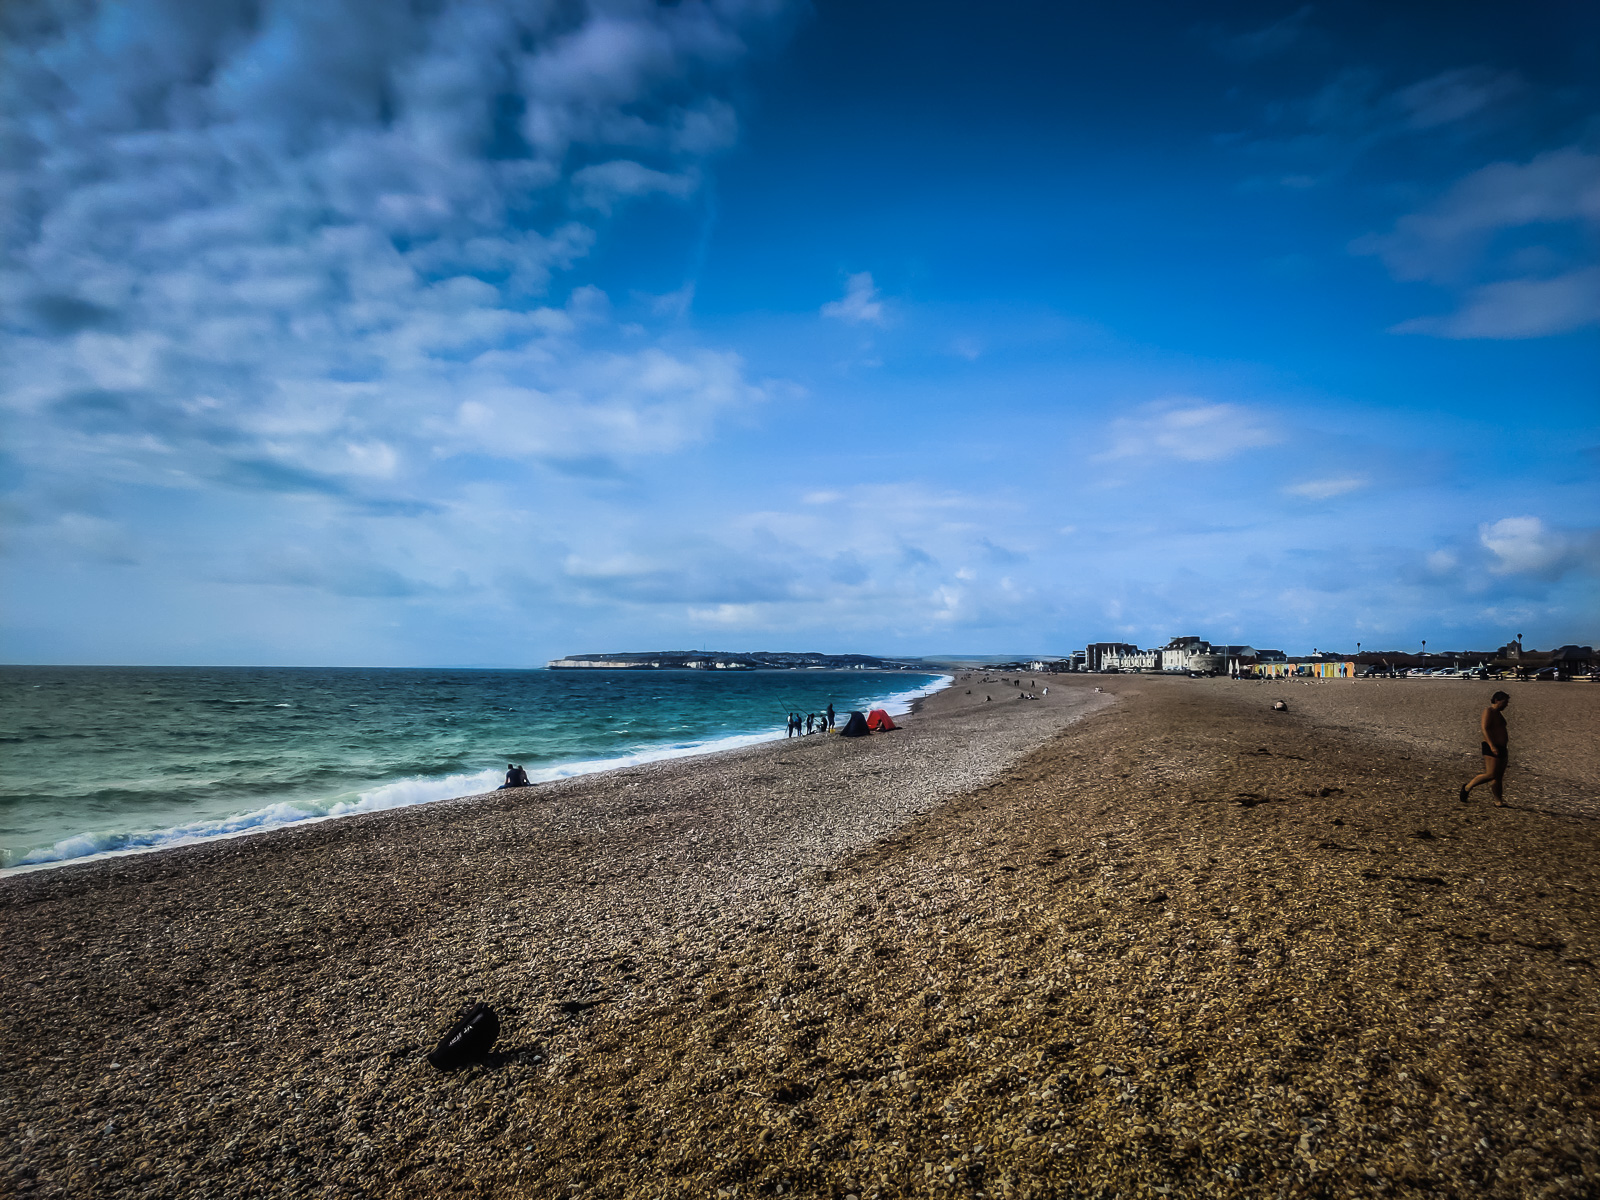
866 709 897 731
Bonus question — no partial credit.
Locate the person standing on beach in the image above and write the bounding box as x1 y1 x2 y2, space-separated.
1461 691 1511 806
826 703 835 731
805 713 815 735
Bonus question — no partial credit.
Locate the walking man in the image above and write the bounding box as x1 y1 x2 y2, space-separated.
1461 691 1511 806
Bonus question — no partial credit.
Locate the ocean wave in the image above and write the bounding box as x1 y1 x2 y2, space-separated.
3 673 951 874
877 673 953 715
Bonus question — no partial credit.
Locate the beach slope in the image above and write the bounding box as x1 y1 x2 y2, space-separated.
3 676 1598 1198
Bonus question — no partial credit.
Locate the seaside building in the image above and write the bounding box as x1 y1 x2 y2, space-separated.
1158 638 1261 675
1074 633 1593 680
1083 642 1140 672
1099 647 1161 672
1158 637 1219 673
1491 641 1596 678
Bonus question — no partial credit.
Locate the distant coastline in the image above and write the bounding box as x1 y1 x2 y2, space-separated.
546 650 923 670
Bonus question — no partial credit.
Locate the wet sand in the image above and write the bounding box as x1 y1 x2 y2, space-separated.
3 675 1598 1198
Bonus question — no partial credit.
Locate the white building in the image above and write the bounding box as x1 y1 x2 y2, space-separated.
1158 637 1261 675
1100 647 1161 671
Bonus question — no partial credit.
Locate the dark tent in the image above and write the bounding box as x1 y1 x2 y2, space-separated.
866 709 897 731
839 710 870 738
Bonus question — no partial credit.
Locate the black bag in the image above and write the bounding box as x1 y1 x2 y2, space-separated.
428 1001 499 1070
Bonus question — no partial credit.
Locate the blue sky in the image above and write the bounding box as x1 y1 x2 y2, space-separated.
1 0 1596 666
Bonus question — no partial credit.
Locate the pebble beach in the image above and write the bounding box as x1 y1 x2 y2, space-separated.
4 675 1598 1198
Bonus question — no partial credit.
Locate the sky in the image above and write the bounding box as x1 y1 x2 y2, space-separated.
1 0 1596 666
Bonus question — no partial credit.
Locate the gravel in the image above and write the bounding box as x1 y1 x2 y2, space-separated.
4 675 1597 1199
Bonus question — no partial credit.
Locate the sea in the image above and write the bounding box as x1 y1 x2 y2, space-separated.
0 666 946 873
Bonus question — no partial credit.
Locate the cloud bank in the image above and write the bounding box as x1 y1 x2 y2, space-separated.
1357 148 1600 338
1 0 788 511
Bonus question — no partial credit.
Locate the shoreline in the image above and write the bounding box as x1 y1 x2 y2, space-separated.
5 676 1597 1198
1 672 952 878
0 671 1082 907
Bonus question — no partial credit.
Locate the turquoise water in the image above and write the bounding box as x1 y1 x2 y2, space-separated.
0 666 945 870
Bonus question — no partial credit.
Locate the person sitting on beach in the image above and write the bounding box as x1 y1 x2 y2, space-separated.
1461 691 1511 806
499 763 520 789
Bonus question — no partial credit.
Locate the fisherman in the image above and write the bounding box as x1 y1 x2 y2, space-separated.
805 713 815 735
826 703 835 731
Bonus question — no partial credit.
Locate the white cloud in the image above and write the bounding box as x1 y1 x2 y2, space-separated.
1214 6 1314 61
1393 267 1600 339
1479 516 1569 576
1100 400 1279 462
570 161 700 214
1395 67 1521 131
686 603 761 627
0 0 789 513
1355 147 1600 338
821 272 885 325
1285 476 1367 500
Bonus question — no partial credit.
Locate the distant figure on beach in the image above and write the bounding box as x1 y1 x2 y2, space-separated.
806 713 815 735
826 703 835 730
1461 691 1511 806
499 764 530 789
